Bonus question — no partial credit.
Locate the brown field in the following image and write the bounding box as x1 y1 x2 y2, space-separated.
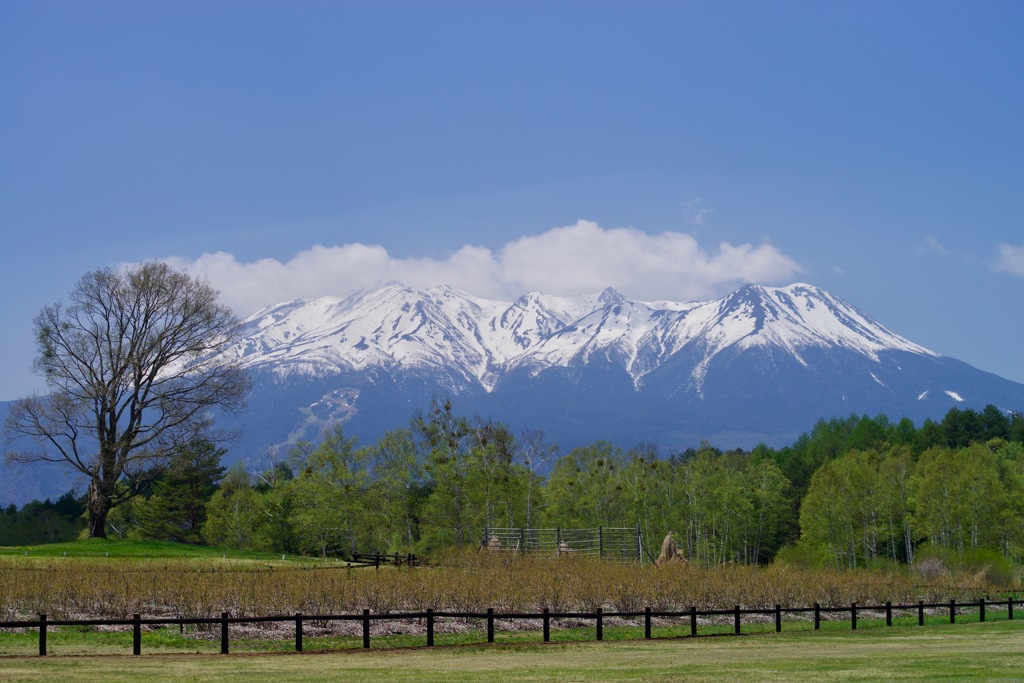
0 551 998 627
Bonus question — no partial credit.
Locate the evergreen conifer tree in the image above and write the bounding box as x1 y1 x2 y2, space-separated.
141 440 226 544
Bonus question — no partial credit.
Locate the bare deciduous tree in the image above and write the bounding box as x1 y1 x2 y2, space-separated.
3 262 251 537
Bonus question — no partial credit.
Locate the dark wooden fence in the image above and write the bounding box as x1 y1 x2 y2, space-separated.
1 597 1015 656
349 552 418 568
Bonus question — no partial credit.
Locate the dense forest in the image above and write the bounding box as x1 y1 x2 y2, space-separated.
4 402 1024 572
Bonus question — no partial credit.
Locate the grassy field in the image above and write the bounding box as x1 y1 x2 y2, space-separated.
0 620 1021 682
0 538 342 564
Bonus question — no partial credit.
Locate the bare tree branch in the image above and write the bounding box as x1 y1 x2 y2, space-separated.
3 262 252 537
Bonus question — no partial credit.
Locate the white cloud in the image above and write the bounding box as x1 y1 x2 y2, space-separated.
164 220 802 315
684 197 712 226
994 243 1024 278
919 236 949 255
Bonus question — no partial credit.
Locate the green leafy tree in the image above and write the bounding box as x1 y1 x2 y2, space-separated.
875 446 917 563
743 458 790 563
465 420 529 530
545 441 628 528
203 464 271 551
799 450 882 569
287 425 376 557
619 445 666 558
680 447 752 566
366 428 423 552
413 401 535 551
414 400 474 550
518 429 557 528
989 439 1024 560
910 444 1004 555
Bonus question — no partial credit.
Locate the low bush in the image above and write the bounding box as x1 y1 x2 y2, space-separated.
0 549 1004 625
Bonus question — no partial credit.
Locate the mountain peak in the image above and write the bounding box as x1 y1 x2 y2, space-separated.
598 287 627 306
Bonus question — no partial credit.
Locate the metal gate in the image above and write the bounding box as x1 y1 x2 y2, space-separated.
482 526 643 563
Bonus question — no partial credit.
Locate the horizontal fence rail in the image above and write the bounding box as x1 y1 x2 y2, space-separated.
483 526 643 563
348 552 418 568
0 597 1015 657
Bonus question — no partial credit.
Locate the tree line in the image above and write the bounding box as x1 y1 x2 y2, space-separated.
8 401 1024 570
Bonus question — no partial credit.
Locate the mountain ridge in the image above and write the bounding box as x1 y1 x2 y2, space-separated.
227 281 940 396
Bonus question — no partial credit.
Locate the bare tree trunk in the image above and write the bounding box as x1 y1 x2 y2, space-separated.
87 487 110 539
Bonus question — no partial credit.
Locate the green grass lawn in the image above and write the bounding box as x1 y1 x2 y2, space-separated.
0 538 347 565
0 619 1021 682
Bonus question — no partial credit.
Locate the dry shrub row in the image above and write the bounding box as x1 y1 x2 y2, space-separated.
0 553 998 622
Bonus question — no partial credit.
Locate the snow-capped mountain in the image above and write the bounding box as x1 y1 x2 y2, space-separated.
230 282 933 391
231 283 603 390
216 281 1024 462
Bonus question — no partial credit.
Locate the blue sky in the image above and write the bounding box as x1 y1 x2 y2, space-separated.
2 1 1023 401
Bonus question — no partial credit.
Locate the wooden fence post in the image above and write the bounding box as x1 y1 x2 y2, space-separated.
220 612 229 654
596 607 603 641
950 599 956 624
295 613 303 652
690 605 697 637
427 608 434 647
1009 597 1014 621
38 614 46 657
851 603 857 630
487 608 494 643
644 607 651 639
543 607 550 642
133 613 141 655
886 601 892 627
814 603 820 631
775 604 781 633
363 609 370 649
918 600 924 626
734 605 741 635
980 597 986 623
